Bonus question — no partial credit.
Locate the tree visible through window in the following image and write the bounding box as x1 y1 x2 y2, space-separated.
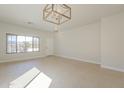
6 33 40 54
17 36 25 53
25 36 33 52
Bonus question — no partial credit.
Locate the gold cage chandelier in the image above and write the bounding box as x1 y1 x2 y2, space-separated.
43 4 71 25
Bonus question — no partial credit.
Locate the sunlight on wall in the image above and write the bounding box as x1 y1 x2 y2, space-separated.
9 67 52 88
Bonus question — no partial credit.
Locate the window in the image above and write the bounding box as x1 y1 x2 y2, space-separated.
6 34 17 53
6 33 40 54
33 37 40 52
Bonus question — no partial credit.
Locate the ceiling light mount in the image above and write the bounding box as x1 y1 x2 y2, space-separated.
26 21 33 25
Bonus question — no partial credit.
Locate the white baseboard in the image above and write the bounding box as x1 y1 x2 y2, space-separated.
53 54 100 65
101 65 124 72
1 54 123 73
54 54 124 72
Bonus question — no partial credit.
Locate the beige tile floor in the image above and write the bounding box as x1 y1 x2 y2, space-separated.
0 56 124 88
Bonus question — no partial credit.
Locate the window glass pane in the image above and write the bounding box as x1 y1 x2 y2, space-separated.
7 35 17 53
17 36 25 53
33 37 39 51
11 36 16 53
8 35 12 41
25 36 33 52
7 35 12 53
12 36 16 42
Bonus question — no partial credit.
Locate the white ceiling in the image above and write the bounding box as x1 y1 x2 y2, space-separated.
0 4 124 31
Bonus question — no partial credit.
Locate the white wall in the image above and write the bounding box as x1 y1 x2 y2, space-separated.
101 12 124 71
54 22 100 64
0 22 53 63
1 12 124 72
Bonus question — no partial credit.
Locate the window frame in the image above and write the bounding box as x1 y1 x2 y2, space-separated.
6 33 40 54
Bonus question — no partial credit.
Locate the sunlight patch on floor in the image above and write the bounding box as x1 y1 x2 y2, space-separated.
26 72 52 88
9 67 52 88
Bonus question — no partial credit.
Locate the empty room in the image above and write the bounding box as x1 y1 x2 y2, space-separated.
0 4 124 88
